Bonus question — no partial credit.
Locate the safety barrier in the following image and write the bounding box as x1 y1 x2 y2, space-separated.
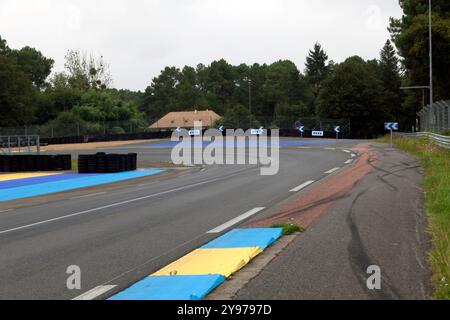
398 132 450 149
0 154 72 172
78 153 137 173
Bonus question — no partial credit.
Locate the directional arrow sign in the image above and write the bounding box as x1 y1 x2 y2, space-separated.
334 126 341 133
218 126 225 132
298 126 305 133
384 122 399 131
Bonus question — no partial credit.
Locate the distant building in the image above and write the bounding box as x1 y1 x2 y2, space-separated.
149 110 221 129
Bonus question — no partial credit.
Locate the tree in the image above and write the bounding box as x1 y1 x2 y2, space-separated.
64 50 112 91
389 0 450 104
141 66 181 121
217 104 260 129
10 46 54 89
264 60 309 119
317 56 386 138
0 35 10 55
379 40 403 123
305 43 331 102
0 55 37 126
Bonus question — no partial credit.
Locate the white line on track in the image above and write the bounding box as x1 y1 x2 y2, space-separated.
325 167 340 174
207 207 265 234
290 180 315 192
345 159 354 164
70 192 106 200
324 147 336 150
0 177 227 236
72 285 117 300
343 149 351 153
0 209 12 213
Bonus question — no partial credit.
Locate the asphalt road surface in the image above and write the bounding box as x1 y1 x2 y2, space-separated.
235 144 433 300
0 139 359 299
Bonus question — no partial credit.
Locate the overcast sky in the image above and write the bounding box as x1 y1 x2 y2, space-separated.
0 0 403 91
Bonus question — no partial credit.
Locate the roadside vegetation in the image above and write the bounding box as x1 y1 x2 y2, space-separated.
386 136 450 299
272 223 305 236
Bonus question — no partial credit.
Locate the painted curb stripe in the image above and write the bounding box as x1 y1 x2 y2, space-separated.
110 228 283 300
108 275 225 301
152 247 263 278
0 170 165 202
0 173 100 190
201 228 282 250
0 172 60 182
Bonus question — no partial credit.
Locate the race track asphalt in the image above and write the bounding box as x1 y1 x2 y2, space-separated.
0 139 359 299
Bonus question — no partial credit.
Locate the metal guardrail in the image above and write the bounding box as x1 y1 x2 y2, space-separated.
397 132 450 149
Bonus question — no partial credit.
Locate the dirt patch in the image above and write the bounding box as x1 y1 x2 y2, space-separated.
248 143 379 229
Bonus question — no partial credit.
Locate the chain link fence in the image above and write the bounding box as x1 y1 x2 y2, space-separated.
418 100 450 135
0 120 153 139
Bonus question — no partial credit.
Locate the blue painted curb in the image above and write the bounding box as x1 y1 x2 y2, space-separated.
201 228 283 250
108 275 225 300
0 169 165 202
0 173 99 190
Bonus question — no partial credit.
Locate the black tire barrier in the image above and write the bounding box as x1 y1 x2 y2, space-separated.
0 154 72 172
77 153 138 174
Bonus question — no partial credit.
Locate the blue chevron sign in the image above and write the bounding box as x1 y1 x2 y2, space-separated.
384 122 399 131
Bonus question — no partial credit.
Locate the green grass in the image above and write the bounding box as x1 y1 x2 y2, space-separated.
271 223 305 235
382 135 450 299
71 159 78 171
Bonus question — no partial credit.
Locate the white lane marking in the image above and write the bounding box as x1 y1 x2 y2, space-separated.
0 177 227 236
343 149 351 153
290 180 315 192
345 159 354 164
324 147 336 150
298 147 312 149
73 285 117 300
70 192 106 200
207 207 265 234
325 167 340 174
351 153 356 158
0 209 12 213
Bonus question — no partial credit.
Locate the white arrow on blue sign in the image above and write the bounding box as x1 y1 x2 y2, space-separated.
298 126 305 133
384 122 399 131
218 126 224 132
334 126 341 133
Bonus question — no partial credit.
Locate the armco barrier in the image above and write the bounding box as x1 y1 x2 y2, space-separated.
78 153 137 173
397 132 450 149
0 155 72 172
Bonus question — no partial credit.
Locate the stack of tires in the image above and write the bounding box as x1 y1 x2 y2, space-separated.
77 153 138 173
0 154 72 172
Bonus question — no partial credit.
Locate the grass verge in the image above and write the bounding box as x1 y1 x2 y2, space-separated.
383 135 450 299
71 159 78 171
271 223 305 236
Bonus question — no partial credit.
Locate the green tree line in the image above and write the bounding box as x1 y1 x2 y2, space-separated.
0 1 448 137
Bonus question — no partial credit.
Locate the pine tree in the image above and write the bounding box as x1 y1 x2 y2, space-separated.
379 39 403 122
305 43 331 116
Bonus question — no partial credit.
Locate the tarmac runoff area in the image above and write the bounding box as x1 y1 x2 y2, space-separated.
0 138 390 300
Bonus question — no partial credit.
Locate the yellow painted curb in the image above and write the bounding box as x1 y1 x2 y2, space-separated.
151 247 263 278
0 172 60 181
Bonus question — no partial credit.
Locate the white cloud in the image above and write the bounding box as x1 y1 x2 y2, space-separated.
0 0 403 90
